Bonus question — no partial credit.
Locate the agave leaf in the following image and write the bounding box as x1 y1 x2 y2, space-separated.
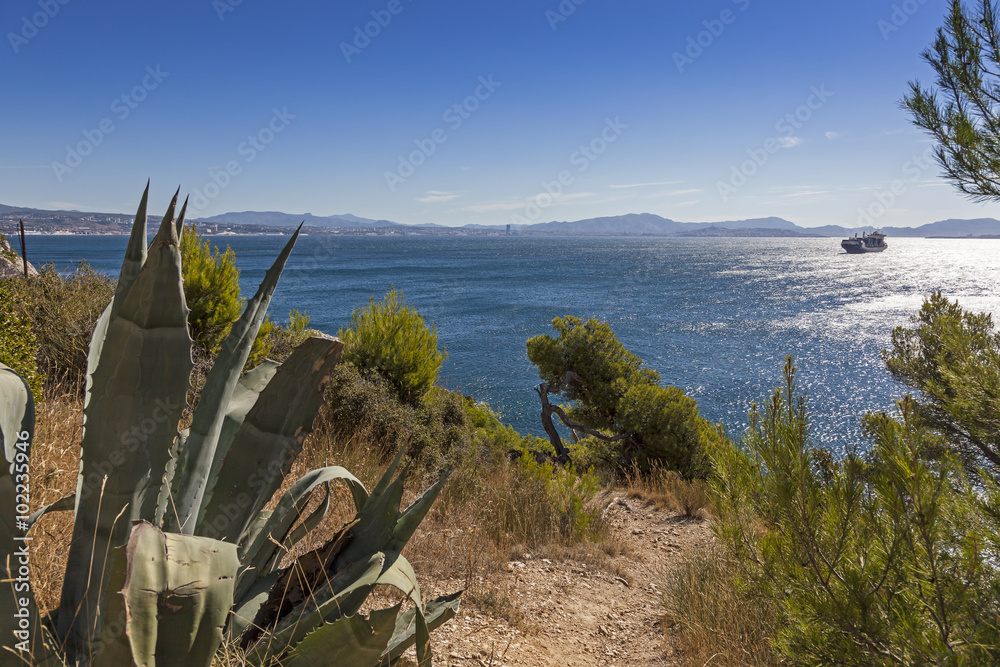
108 182 150 322
415 603 432 667
167 227 301 535
245 552 386 665
197 335 343 543
210 359 280 486
372 551 421 608
24 493 75 533
174 194 188 237
392 470 451 551
83 185 149 424
56 193 193 658
281 604 402 667
237 466 368 586
93 521 239 667
338 446 409 562
382 591 462 663
0 363 47 660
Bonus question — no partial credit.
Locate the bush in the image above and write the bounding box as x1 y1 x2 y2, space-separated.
339 287 447 405
4 263 114 387
464 457 604 549
322 363 475 470
618 383 708 477
258 309 313 364
710 357 1000 664
0 280 43 398
180 225 243 356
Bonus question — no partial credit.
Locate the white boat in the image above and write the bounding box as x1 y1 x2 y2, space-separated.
841 231 887 253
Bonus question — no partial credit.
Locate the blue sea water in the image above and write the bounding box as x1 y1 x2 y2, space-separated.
26 234 1000 452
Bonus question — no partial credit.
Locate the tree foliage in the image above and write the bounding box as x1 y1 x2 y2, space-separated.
903 0 1000 201
0 280 43 398
338 286 446 405
180 224 243 355
3 262 114 387
883 291 1000 475
710 357 1000 664
527 316 709 477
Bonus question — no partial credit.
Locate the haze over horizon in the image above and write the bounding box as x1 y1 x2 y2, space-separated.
4 0 998 228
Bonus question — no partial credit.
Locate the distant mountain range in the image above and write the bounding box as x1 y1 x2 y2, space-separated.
194 211 1000 238
5 201 1000 238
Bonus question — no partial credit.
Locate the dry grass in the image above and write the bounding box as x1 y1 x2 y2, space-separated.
28 384 86 613
623 465 714 520
660 543 779 667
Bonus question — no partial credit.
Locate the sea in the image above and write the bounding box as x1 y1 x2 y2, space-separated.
26 234 1000 453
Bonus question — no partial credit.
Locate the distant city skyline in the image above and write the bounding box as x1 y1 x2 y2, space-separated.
2 0 996 228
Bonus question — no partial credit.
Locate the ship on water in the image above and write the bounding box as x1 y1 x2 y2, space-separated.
841 230 887 254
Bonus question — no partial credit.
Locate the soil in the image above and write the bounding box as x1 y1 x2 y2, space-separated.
412 494 714 667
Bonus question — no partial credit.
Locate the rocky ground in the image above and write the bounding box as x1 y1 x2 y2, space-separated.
410 494 714 667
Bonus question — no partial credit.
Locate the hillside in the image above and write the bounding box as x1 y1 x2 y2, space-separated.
5 200 1000 237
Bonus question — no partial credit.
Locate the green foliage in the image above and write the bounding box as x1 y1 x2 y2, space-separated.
324 362 530 471
710 357 1000 665
4 262 114 387
339 286 447 405
259 308 314 364
527 316 710 477
180 224 243 355
883 291 1000 475
466 456 604 549
0 281 43 399
527 316 659 428
521 457 604 543
903 0 1000 201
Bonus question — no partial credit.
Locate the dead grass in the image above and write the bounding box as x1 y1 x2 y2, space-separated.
660 542 779 667
28 384 86 613
624 465 714 520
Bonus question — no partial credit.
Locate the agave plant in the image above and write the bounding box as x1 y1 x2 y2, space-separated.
0 185 459 666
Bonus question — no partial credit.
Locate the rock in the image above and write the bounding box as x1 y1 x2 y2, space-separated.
0 234 38 279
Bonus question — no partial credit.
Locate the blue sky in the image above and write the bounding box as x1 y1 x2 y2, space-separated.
1 0 995 227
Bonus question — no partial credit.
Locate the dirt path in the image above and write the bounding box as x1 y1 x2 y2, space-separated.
414 494 714 666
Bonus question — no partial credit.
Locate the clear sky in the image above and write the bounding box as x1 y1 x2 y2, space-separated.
2 0 996 227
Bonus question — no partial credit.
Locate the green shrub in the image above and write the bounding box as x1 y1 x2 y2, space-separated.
258 308 313 364
475 457 604 547
322 363 474 469
180 225 243 355
710 357 1000 664
339 287 447 405
0 280 43 398
5 263 114 387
